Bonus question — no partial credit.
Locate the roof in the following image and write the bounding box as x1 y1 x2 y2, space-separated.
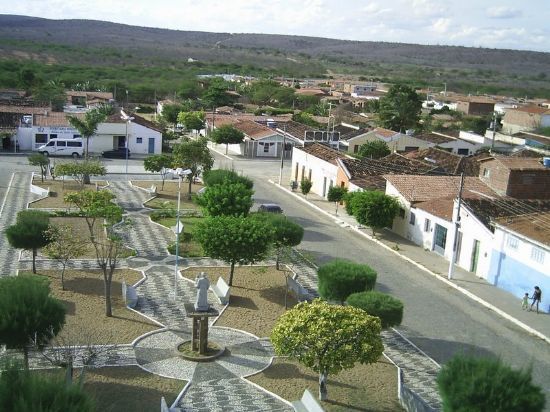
493 212 550 246
414 197 455 221
66 91 113 100
503 108 547 128
384 175 497 203
33 112 83 127
298 142 348 165
414 133 455 144
279 120 312 141
513 106 550 115
295 88 326 96
104 112 162 132
405 147 465 175
0 105 51 115
371 127 399 139
479 156 546 171
340 128 371 141
233 120 277 140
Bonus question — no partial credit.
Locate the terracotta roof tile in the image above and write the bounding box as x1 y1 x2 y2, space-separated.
405 147 470 175
233 120 277 140
0 105 51 114
372 127 399 139
34 112 83 127
481 156 546 171
493 212 550 246
414 132 455 144
298 142 348 165
414 197 455 221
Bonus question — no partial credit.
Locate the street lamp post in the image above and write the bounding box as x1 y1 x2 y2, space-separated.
172 168 191 300
121 112 134 181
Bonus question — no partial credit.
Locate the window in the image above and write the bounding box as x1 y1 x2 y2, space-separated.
531 247 545 264
457 148 469 155
73 134 81 139
409 212 416 225
67 141 82 147
483 168 490 177
263 143 270 153
35 133 48 144
506 235 519 250
424 218 431 232
56 141 66 147
404 146 419 152
354 145 359 154
399 208 405 218
49 134 58 139
136 137 143 144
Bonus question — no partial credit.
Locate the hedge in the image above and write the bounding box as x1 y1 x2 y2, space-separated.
346 291 403 328
317 259 377 303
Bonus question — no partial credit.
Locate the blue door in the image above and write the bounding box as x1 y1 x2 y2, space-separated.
148 138 155 154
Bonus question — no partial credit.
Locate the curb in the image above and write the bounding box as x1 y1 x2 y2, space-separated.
268 180 550 345
208 142 234 160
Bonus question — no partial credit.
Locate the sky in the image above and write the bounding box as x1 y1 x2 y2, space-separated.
2 0 550 52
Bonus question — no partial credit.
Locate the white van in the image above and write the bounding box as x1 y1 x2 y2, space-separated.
38 138 84 158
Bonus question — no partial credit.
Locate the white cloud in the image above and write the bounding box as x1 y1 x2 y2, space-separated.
486 6 523 19
430 18 451 34
362 2 392 16
411 0 447 18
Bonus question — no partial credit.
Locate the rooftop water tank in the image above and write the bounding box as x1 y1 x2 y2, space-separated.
543 157 550 168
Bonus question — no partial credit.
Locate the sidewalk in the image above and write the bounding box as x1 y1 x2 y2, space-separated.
270 181 550 344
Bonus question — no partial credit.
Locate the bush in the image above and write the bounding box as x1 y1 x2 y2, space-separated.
437 355 545 412
317 259 377 303
346 291 403 328
202 169 253 189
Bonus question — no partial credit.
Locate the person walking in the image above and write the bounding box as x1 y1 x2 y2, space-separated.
522 293 530 310
529 286 542 314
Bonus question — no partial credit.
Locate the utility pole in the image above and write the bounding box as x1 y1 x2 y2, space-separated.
490 111 497 153
278 124 287 185
448 173 465 280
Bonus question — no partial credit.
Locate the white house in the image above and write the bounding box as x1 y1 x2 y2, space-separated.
414 132 478 156
291 143 350 198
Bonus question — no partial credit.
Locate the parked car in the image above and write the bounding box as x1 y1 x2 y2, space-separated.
102 148 130 158
38 138 83 158
258 203 283 214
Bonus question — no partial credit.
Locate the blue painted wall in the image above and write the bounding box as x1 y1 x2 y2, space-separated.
488 251 550 313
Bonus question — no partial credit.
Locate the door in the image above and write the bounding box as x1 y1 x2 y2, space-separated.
433 224 448 255
470 239 480 273
148 138 155 154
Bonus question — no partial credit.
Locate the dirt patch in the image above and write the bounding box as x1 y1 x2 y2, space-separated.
132 180 202 210
38 366 185 412
248 357 401 412
30 178 108 209
37 268 158 344
181 266 298 338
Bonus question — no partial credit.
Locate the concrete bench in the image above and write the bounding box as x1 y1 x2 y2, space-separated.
122 281 138 309
146 185 157 195
288 275 310 302
211 277 230 305
292 389 324 412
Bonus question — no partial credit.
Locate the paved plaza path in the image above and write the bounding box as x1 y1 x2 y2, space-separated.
10 178 441 411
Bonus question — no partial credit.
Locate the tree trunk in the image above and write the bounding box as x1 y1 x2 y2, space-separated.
61 264 66 290
188 178 193 200
104 275 112 317
23 346 29 369
83 138 91 184
335 202 339 215
319 371 328 401
229 261 235 286
276 247 281 270
161 174 165 190
65 359 74 386
32 248 37 274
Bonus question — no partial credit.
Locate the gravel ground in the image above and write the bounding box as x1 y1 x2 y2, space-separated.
248 357 401 412
132 180 203 210
30 178 108 208
39 268 159 344
181 266 298 338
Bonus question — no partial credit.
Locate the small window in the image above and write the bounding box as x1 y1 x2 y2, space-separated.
424 218 431 232
457 148 469 155
263 143 270 153
49 134 58 139
409 212 416 225
46 141 55 147
506 235 519 250
67 141 82 147
531 247 545 264
56 141 66 147
36 134 48 144
354 145 359 154
136 137 143 144
399 208 405 218
404 146 419 152
483 168 490 177
73 134 81 139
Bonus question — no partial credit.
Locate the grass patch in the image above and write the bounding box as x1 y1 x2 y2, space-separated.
37 366 185 412
248 357 401 412
181 266 298 338
30 178 108 209
132 180 203 210
153 215 204 257
34 268 158 344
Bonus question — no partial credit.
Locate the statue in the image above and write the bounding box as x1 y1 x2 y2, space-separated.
194 272 210 311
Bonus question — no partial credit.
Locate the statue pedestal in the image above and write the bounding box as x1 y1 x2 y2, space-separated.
184 303 219 355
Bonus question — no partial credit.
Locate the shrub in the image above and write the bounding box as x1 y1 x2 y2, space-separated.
300 178 312 197
202 169 253 189
317 259 377 303
346 291 403 328
437 355 545 412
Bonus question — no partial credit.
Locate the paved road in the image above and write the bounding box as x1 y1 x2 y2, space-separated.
220 154 550 405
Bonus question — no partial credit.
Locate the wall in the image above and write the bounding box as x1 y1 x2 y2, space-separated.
436 138 478 155
291 147 338 198
479 159 511 195
506 170 550 199
488 228 550 312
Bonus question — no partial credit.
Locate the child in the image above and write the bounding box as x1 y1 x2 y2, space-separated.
522 293 530 310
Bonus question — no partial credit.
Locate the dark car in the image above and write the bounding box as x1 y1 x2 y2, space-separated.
102 148 131 158
258 203 283 214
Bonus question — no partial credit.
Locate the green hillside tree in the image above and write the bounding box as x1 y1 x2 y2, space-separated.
378 84 422 132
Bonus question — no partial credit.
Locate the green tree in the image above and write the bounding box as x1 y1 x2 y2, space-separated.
462 116 490 135
5 210 51 274
257 213 304 269
378 84 422 132
33 81 66 111
67 108 106 162
194 216 273 286
143 154 173 190
0 362 94 411
172 138 214 200
64 190 124 317
271 299 384 401
28 153 50 182
0 275 66 368
292 112 320 128
300 178 312 197
43 225 87 290
202 78 233 108
177 111 205 136
357 140 391 159
179 78 202 100
327 185 348 214
196 181 254 217
203 169 253 189
347 190 400 235
437 354 545 412
317 259 377 303
161 103 184 127
346 291 403 329
211 124 245 154
55 160 106 187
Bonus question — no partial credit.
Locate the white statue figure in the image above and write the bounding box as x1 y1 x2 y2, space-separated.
194 272 210 311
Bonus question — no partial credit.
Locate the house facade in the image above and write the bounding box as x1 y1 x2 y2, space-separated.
501 106 550 135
